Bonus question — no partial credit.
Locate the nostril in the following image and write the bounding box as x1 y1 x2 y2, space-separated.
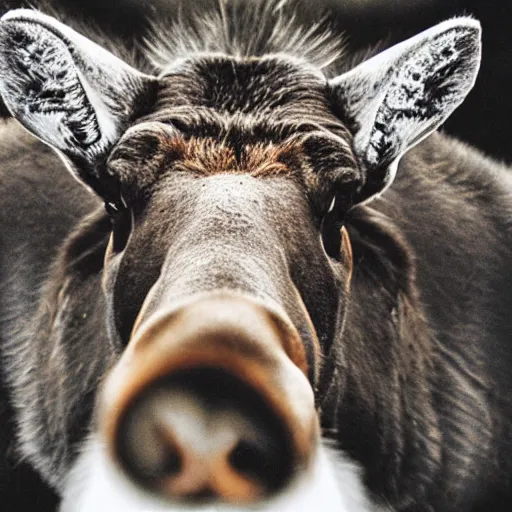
158 443 182 477
229 439 272 481
150 423 184 477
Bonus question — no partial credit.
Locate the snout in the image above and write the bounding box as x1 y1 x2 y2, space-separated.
100 293 319 505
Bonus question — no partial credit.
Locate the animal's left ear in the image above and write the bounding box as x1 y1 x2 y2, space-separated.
329 18 481 203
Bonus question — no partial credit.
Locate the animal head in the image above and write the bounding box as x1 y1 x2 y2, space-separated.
0 7 481 506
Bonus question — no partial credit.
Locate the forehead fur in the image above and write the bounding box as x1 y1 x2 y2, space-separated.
141 55 346 129
108 55 357 200
104 36 359 210
109 127 305 195
164 137 297 178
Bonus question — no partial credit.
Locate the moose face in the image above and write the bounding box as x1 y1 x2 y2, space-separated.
0 9 481 507
94 61 353 502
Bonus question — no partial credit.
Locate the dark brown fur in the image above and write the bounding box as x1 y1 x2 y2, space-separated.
0 2 511 512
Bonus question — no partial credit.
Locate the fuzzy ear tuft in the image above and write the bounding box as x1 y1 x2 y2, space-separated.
0 9 156 195
330 17 481 203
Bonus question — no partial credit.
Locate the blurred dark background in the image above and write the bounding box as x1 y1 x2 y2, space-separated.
0 1 510 511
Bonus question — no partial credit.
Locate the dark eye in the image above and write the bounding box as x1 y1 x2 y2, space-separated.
321 196 343 259
105 198 133 254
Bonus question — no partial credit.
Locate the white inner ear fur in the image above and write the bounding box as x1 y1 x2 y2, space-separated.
60 435 387 512
0 9 152 162
330 17 481 198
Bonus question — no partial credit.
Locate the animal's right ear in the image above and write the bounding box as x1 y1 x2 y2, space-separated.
0 9 156 197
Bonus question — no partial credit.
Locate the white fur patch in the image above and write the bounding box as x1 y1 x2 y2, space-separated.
60 435 387 512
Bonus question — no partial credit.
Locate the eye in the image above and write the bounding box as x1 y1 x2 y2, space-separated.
321 196 343 259
105 197 133 254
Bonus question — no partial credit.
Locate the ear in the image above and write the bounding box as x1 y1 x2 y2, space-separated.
0 9 156 197
329 17 481 203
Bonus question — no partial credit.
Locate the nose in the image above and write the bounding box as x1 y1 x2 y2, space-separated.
100 293 318 505
118 368 293 503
